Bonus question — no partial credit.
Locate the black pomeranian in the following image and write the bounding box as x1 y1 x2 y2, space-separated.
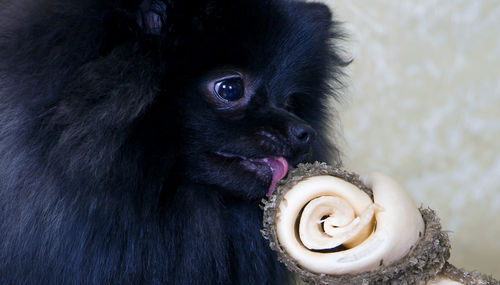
0 0 347 283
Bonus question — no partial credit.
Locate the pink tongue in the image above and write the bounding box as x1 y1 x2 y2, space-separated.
264 157 289 197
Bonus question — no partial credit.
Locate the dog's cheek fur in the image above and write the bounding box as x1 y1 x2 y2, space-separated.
0 0 344 284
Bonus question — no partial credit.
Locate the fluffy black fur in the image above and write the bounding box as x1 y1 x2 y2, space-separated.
0 0 347 284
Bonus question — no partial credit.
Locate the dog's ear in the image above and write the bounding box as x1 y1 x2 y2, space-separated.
100 0 218 54
125 0 216 36
136 0 169 35
295 2 333 28
113 0 169 36
100 0 169 54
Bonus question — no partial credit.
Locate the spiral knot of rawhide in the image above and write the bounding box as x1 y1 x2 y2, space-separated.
261 162 492 285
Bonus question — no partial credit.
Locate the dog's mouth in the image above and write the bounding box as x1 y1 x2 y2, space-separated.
215 152 289 196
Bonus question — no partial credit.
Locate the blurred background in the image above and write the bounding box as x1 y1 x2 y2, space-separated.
321 0 500 278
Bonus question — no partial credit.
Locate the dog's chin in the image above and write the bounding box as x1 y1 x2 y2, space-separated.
211 152 289 198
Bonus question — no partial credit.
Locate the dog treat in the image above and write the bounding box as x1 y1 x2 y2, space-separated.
262 162 499 285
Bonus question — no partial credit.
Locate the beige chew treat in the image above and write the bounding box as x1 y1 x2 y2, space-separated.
261 162 499 285
275 173 424 275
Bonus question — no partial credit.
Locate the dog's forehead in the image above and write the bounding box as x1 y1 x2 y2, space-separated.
204 0 333 77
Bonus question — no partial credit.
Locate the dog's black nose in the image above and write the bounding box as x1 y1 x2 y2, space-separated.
289 123 316 147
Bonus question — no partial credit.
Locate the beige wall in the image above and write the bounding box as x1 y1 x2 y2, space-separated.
322 0 500 278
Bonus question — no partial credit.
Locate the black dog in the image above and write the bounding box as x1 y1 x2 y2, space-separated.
0 0 347 283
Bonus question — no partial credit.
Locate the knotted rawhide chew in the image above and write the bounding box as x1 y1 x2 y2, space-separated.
261 162 499 285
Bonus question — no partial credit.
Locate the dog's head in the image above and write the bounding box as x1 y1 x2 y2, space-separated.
130 0 348 199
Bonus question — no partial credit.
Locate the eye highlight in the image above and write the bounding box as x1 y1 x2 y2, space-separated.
214 77 244 101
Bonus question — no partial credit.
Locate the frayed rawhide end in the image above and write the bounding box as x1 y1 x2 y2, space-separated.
431 263 499 285
261 162 499 285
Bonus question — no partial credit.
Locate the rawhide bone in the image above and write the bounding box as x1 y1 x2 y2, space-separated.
262 162 499 285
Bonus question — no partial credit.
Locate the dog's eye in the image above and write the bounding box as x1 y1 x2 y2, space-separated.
214 77 244 101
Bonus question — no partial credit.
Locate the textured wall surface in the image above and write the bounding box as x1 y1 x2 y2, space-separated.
323 0 500 278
